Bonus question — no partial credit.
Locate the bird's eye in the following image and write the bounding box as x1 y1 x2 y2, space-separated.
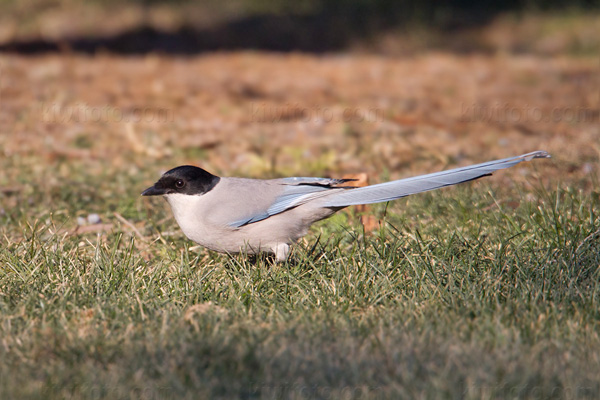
175 179 185 189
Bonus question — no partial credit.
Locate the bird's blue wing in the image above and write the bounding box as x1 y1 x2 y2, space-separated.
228 177 351 227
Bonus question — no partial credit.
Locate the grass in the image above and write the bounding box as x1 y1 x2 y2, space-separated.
1 160 599 399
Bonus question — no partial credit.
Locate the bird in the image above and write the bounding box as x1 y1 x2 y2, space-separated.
142 151 549 261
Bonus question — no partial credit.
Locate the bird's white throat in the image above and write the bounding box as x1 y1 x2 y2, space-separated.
164 193 205 225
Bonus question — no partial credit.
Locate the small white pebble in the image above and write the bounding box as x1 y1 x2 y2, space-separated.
77 216 87 226
87 213 101 224
526 193 536 202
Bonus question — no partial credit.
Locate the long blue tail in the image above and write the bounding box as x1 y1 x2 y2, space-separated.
322 151 550 207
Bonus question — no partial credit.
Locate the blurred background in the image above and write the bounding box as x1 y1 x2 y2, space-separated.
1 0 600 54
0 0 598 222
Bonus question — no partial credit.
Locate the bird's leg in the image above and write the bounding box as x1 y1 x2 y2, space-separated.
273 243 290 262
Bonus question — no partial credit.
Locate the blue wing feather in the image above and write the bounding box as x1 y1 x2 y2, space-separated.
227 177 348 228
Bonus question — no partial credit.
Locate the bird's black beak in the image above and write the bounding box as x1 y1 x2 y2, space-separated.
141 185 165 196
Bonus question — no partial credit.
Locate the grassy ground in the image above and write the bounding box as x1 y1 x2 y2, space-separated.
1 168 599 399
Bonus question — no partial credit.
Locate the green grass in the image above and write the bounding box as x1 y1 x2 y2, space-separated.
1 163 599 399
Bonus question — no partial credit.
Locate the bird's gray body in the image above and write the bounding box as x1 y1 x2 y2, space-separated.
144 151 549 260
165 177 343 259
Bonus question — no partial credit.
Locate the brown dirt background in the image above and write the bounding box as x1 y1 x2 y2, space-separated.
1 7 599 208
3 53 598 178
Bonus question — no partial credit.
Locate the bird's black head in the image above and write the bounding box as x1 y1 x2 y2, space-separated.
141 166 220 197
